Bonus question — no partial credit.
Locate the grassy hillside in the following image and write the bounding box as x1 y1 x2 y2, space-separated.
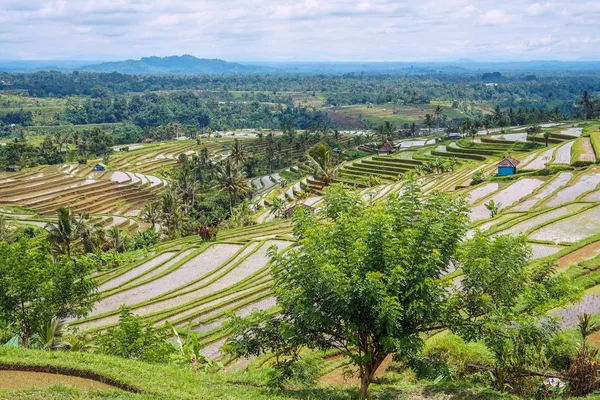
0 348 519 400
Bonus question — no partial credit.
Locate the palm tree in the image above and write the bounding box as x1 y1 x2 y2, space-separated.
434 105 443 129
270 198 287 219
543 131 551 147
160 188 183 237
107 225 127 252
376 121 397 144
141 201 162 230
306 143 340 185
214 159 251 210
423 114 435 134
75 214 101 254
46 207 79 258
174 170 202 214
229 138 247 166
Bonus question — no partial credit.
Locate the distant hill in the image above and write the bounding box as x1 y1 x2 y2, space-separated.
76 55 272 75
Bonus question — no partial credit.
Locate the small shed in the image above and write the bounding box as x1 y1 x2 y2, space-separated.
448 133 462 140
285 204 316 218
7 164 21 172
497 157 520 176
94 163 108 171
378 142 397 156
142 138 154 144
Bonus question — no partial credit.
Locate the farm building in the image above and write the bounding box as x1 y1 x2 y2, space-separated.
378 142 397 155
142 138 155 144
94 163 108 171
7 165 21 172
448 133 462 140
497 157 520 176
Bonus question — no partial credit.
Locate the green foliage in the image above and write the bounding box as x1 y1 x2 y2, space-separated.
97 306 173 364
471 170 485 185
269 180 471 398
167 322 223 373
320 183 365 220
0 238 97 347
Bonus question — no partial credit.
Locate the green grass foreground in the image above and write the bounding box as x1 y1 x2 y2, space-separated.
0 348 522 400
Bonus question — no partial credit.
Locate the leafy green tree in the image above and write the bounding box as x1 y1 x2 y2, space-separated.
266 182 471 398
229 138 247 166
0 238 97 347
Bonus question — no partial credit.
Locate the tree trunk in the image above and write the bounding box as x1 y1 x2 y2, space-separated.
358 353 386 399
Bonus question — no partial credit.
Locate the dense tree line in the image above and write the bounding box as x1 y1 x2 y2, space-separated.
2 71 600 116
63 91 330 130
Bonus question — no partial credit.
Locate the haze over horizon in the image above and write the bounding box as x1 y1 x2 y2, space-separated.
2 0 600 62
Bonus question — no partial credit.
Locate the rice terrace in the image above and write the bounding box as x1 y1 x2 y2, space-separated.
6 4 600 398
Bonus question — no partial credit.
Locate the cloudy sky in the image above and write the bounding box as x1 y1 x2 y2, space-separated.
1 0 599 61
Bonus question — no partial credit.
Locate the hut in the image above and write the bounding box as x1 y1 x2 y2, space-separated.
497 157 520 176
7 165 21 172
94 163 108 172
142 138 155 144
377 142 397 156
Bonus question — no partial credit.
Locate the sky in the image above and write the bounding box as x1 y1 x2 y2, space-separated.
1 0 599 62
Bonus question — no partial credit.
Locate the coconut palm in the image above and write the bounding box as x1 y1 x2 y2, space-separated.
214 159 251 209
45 207 79 258
423 114 435 134
434 105 443 127
160 188 183 237
141 201 162 230
543 131 551 147
306 143 340 185
375 121 396 144
174 170 202 214
229 138 247 166
76 214 102 254
270 198 287 219
107 225 128 252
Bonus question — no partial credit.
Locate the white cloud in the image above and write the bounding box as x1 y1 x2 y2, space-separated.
527 2 554 16
0 0 599 61
477 9 512 25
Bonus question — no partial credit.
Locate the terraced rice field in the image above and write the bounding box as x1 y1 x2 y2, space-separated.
522 147 556 170
553 141 574 164
73 235 294 357
470 178 544 221
529 205 600 243
510 172 573 211
543 168 600 207
0 168 157 216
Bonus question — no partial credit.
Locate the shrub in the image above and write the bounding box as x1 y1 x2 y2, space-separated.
97 306 173 364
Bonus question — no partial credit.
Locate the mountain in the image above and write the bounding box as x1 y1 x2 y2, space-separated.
76 55 272 75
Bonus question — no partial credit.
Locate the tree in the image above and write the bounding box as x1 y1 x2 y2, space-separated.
45 207 80 258
229 138 247 166
224 182 578 398
141 201 162 230
433 104 443 128
213 159 251 210
107 225 127 252
375 121 396 143
306 143 339 185
267 182 471 398
269 198 287 219
582 91 594 120
423 114 435 134
543 131 551 147
0 238 97 347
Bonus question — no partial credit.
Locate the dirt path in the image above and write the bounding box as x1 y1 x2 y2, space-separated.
0 371 115 391
319 354 393 387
